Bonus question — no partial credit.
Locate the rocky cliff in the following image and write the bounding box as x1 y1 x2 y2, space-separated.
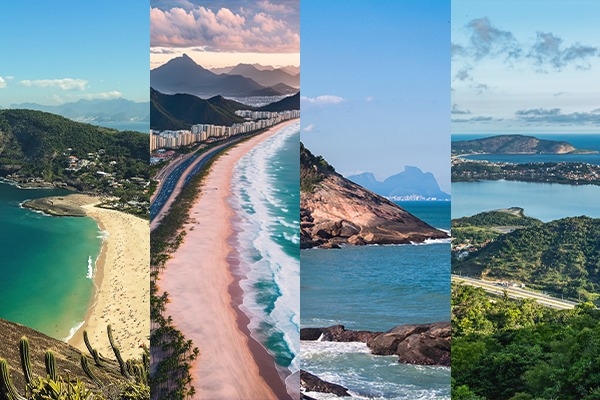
300 144 448 249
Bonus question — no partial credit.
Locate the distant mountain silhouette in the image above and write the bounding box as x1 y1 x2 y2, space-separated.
10 98 149 122
348 167 450 200
228 63 299 88
151 54 294 98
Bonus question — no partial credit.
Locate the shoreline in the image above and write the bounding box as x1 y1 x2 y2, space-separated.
49 195 150 360
158 119 297 399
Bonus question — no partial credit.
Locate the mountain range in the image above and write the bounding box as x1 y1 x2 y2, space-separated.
347 166 450 201
451 134 577 155
150 88 299 131
151 54 298 98
10 98 149 123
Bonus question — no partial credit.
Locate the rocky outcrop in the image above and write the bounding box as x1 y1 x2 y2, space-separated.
369 322 450 366
300 325 381 344
301 323 451 366
300 370 350 397
300 144 448 249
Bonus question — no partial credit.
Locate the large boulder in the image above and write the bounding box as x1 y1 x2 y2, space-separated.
300 370 349 397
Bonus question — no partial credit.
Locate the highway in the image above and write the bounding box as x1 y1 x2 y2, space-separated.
452 275 579 310
150 135 251 231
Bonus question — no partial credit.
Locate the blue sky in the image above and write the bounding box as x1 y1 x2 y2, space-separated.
300 0 451 192
452 0 600 134
0 1 149 107
150 0 299 69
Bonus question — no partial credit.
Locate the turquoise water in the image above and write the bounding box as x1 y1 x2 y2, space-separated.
300 202 450 399
0 182 102 340
230 123 300 387
452 134 600 221
452 180 600 222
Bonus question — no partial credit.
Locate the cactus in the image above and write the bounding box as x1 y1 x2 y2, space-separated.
44 351 57 381
18 337 33 385
91 349 103 367
107 325 131 379
80 356 102 388
83 331 94 357
0 359 27 400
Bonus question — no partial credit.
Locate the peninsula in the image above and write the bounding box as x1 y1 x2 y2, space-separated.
451 134 586 156
300 144 448 248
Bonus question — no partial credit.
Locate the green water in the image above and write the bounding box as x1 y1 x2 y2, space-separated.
0 182 101 340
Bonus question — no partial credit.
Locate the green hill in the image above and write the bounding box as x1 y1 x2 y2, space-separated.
452 134 576 155
452 208 542 228
453 216 600 303
150 88 246 130
0 109 149 216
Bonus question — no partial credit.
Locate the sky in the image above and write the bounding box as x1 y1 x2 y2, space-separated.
300 0 451 192
0 1 149 107
150 0 300 69
452 0 600 134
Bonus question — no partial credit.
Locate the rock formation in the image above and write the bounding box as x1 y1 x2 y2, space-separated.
301 322 451 366
300 143 448 249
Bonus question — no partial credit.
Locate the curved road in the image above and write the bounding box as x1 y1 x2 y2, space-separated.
150 135 251 231
452 275 578 310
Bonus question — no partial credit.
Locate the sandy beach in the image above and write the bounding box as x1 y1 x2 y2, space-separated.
158 120 296 399
61 194 150 361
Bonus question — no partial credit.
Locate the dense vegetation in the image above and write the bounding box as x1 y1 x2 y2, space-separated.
0 109 149 217
452 209 542 228
300 142 335 193
453 216 600 304
150 88 246 131
452 284 600 400
451 134 575 156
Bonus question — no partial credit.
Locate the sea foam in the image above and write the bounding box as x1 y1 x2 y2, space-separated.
230 122 301 383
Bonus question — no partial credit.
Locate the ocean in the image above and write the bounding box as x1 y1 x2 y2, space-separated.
300 201 451 399
452 134 600 221
91 121 149 133
0 182 102 340
229 122 300 390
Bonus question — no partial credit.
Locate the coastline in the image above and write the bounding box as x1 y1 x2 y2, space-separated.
60 195 150 360
157 119 296 399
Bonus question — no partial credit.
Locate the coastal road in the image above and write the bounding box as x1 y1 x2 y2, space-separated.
452 275 578 310
150 134 255 231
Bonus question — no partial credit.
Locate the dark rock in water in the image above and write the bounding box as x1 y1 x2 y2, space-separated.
300 325 381 344
301 393 318 400
302 322 451 366
369 322 451 366
301 369 350 397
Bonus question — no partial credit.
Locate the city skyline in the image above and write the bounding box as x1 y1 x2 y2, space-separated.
150 0 299 69
452 0 600 134
0 1 149 107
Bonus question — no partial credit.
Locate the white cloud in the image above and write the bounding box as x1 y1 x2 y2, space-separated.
365 96 375 102
0 77 6 89
303 123 315 132
19 78 88 91
301 95 344 105
66 91 123 100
